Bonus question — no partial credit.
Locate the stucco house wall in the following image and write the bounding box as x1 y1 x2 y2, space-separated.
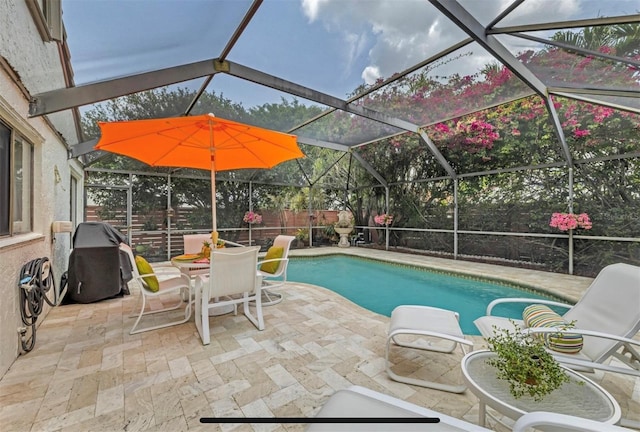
0 0 82 378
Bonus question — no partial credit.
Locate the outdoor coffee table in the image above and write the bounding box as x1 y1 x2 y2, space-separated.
461 350 621 428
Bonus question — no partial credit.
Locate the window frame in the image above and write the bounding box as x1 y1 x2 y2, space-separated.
11 134 34 234
0 121 10 236
0 121 35 237
25 0 63 42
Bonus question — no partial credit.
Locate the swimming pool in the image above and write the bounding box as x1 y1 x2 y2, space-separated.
287 255 562 335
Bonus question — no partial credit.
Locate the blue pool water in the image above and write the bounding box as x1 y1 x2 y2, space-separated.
287 255 562 335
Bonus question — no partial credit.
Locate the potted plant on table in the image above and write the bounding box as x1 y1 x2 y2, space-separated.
486 322 572 401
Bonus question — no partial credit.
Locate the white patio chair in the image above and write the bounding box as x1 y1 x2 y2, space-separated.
307 385 492 431
183 233 212 255
474 263 640 378
182 233 215 281
194 246 264 345
386 305 473 393
120 243 192 335
257 235 295 306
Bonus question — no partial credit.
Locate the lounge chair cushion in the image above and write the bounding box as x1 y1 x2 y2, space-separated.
523 304 583 354
135 255 160 292
260 246 284 274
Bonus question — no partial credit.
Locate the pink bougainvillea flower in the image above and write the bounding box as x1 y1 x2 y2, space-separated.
243 211 262 224
549 212 592 231
374 213 393 226
573 129 590 138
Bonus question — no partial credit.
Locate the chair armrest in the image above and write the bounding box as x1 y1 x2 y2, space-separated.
152 266 182 280
136 270 190 283
219 238 245 248
256 258 288 267
486 297 572 315
388 328 473 347
513 412 630 432
256 258 289 277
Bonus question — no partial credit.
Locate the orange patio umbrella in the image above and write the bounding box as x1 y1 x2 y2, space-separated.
94 113 303 234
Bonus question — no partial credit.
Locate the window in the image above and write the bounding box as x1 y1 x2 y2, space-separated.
25 0 63 42
0 123 9 236
0 121 34 236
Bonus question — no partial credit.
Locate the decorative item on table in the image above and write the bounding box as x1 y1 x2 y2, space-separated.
172 253 201 261
200 240 212 257
243 211 262 225
210 231 224 248
193 257 210 264
486 320 572 401
549 212 592 231
374 213 393 226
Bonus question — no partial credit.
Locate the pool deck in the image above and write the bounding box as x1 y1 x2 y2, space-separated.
0 247 637 431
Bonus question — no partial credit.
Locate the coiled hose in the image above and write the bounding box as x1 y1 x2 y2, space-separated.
19 257 56 353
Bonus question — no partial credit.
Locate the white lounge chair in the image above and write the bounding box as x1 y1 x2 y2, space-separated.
194 246 264 345
474 263 640 378
120 243 192 335
257 234 295 305
386 305 473 393
307 385 490 431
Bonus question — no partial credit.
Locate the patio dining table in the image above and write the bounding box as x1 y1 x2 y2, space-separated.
171 254 210 277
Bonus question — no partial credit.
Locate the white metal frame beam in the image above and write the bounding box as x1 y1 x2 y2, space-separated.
29 60 222 117
428 0 548 97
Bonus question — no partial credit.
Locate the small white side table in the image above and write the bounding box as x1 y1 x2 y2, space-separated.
461 350 621 427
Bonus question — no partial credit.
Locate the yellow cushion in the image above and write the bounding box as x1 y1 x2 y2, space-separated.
523 304 583 354
260 246 284 274
135 255 160 292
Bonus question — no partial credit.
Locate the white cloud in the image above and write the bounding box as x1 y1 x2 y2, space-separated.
300 0 469 85
344 32 369 76
361 65 381 83
299 0 592 86
301 0 329 22
496 0 580 26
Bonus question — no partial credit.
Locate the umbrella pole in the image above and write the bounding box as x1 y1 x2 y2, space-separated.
211 156 216 236
210 120 217 238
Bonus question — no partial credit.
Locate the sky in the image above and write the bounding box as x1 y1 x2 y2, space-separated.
61 0 637 110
